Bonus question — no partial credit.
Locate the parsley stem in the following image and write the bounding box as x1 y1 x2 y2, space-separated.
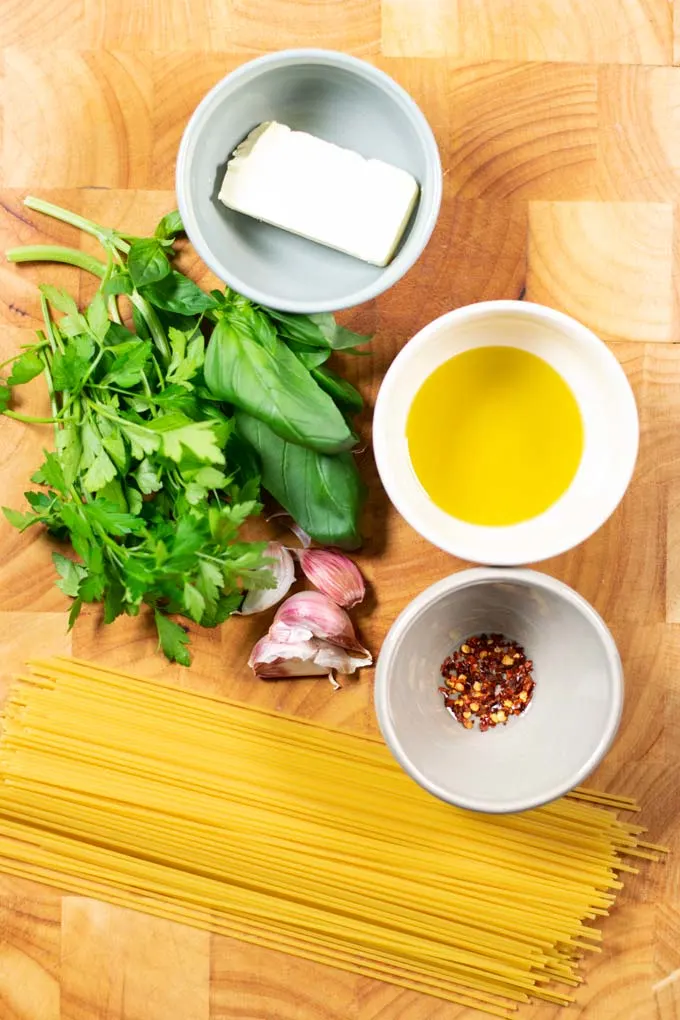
130 292 171 365
22 196 130 255
87 402 126 427
40 294 65 356
7 245 107 278
3 410 58 424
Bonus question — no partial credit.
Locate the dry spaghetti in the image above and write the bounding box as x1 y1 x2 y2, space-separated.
0 658 666 1017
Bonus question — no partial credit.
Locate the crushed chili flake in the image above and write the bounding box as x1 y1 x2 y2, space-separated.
438 633 534 732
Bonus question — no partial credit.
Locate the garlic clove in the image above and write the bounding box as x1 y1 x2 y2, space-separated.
248 635 329 678
240 542 295 615
313 641 372 672
295 548 365 609
270 591 370 658
248 633 372 680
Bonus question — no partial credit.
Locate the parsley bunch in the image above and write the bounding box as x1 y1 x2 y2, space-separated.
2 203 270 664
3 197 371 664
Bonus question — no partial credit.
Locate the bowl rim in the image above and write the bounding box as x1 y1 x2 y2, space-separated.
372 299 640 565
175 48 443 314
374 566 624 814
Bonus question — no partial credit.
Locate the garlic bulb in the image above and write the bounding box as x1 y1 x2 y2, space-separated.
249 634 372 680
240 542 295 615
295 548 365 608
270 591 370 658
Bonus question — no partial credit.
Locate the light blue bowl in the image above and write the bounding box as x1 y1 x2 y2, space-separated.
176 49 442 313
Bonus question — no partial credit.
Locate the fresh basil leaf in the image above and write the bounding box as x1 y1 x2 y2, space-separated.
205 318 354 455
128 238 172 288
283 339 331 370
235 412 364 548
265 308 331 348
102 272 133 297
142 271 218 315
309 313 372 351
52 552 87 597
154 210 184 240
235 304 278 354
225 430 261 490
267 308 371 352
7 349 44 386
311 366 363 413
155 611 191 666
0 381 11 412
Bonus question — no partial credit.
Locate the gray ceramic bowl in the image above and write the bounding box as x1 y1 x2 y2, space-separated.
375 568 623 814
176 49 442 313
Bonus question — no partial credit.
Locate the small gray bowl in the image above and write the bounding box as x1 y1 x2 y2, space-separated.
375 568 623 814
176 49 442 313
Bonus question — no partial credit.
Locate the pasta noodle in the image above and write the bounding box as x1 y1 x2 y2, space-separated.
0 658 667 1017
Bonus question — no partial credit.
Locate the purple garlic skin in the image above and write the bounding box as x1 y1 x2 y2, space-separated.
295 548 365 609
269 591 370 659
249 634 372 680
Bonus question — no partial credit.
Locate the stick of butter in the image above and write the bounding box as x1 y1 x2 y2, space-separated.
218 122 419 267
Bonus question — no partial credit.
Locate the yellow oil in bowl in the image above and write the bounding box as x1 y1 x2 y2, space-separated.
406 346 584 527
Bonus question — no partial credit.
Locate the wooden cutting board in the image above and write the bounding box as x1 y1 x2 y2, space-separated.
1 2 680 1018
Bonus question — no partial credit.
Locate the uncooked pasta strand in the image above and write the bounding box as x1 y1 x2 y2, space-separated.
0 658 667 1018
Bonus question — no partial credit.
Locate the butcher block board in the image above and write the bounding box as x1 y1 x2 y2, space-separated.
2 2 680 1018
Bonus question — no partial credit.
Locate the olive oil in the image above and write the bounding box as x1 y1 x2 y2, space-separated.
406 346 584 527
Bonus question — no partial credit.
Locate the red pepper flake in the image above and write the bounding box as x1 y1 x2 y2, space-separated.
439 633 535 732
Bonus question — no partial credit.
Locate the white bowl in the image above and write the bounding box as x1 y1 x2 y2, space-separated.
373 301 639 565
375 568 623 813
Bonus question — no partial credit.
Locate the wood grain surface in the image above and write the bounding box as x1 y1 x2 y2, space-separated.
1 1 680 1018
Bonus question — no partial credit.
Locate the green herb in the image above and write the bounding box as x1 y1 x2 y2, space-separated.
127 238 172 288
235 412 365 549
204 314 355 454
3 197 371 659
2 201 272 664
